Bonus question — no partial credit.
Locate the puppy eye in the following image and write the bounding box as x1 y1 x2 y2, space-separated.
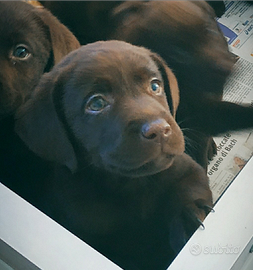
12 45 31 60
86 95 109 113
150 79 162 94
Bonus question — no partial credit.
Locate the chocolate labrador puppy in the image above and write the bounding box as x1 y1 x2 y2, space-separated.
109 1 253 168
15 41 213 270
0 1 80 203
0 1 80 118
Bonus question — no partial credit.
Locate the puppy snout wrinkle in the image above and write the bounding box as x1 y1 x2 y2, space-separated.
141 119 171 142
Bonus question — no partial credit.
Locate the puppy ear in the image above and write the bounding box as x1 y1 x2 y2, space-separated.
150 53 180 116
15 72 78 173
34 6 80 68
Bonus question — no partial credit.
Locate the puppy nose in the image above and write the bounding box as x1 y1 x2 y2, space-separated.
141 119 172 142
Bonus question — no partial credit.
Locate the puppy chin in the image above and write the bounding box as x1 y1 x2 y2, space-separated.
103 154 177 178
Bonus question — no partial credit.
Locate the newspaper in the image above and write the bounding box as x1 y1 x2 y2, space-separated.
208 1 253 203
217 0 253 63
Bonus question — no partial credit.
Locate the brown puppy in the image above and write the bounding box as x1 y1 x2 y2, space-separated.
0 1 80 204
15 41 213 270
108 1 253 168
0 1 80 117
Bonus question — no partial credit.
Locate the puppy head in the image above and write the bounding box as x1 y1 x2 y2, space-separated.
0 1 80 118
16 41 184 177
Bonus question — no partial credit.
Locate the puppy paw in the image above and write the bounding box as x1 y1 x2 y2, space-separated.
182 199 214 236
169 199 213 254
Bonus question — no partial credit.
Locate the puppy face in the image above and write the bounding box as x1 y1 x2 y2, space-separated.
16 41 185 177
0 1 80 118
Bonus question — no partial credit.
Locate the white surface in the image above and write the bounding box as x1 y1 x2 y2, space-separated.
0 183 121 270
168 157 253 270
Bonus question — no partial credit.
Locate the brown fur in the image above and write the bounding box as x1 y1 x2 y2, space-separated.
15 41 212 270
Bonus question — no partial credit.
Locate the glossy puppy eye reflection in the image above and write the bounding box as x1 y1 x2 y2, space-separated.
85 94 109 114
12 44 31 60
150 79 162 94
